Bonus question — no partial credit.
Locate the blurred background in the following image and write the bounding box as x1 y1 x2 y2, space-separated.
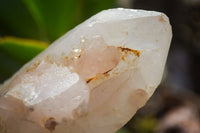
0 0 200 133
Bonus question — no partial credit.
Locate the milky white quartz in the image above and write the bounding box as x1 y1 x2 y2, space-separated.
0 8 172 133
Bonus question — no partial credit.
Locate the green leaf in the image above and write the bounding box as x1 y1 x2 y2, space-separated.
0 52 21 83
21 0 116 42
82 0 116 19
0 0 41 39
0 0 116 42
0 37 48 64
22 0 81 42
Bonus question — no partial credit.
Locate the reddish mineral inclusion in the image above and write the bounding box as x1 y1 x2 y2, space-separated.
77 36 120 80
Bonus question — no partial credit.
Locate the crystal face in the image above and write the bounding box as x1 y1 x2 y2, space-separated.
0 8 172 133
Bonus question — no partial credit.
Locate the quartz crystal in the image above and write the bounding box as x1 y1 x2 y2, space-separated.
0 8 172 133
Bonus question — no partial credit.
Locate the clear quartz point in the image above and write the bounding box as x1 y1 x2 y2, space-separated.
0 8 172 133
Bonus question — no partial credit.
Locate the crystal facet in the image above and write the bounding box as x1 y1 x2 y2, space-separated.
0 8 172 133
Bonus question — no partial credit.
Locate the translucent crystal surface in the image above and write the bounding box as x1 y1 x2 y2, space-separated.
0 8 172 133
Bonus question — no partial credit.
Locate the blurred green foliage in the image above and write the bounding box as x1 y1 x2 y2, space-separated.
0 37 48 64
0 0 116 82
0 0 116 42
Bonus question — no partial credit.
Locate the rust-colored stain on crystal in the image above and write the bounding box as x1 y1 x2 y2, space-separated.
26 61 41 72
65 56 68 60
44 117 58 131
86 75 102 84
118 47 140 57
159 14 166 23
86 69 112 84
122 56 125 61
103 69 112 75
86 77 95 83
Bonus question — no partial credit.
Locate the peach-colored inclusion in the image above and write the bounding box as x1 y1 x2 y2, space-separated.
77 36 120 80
